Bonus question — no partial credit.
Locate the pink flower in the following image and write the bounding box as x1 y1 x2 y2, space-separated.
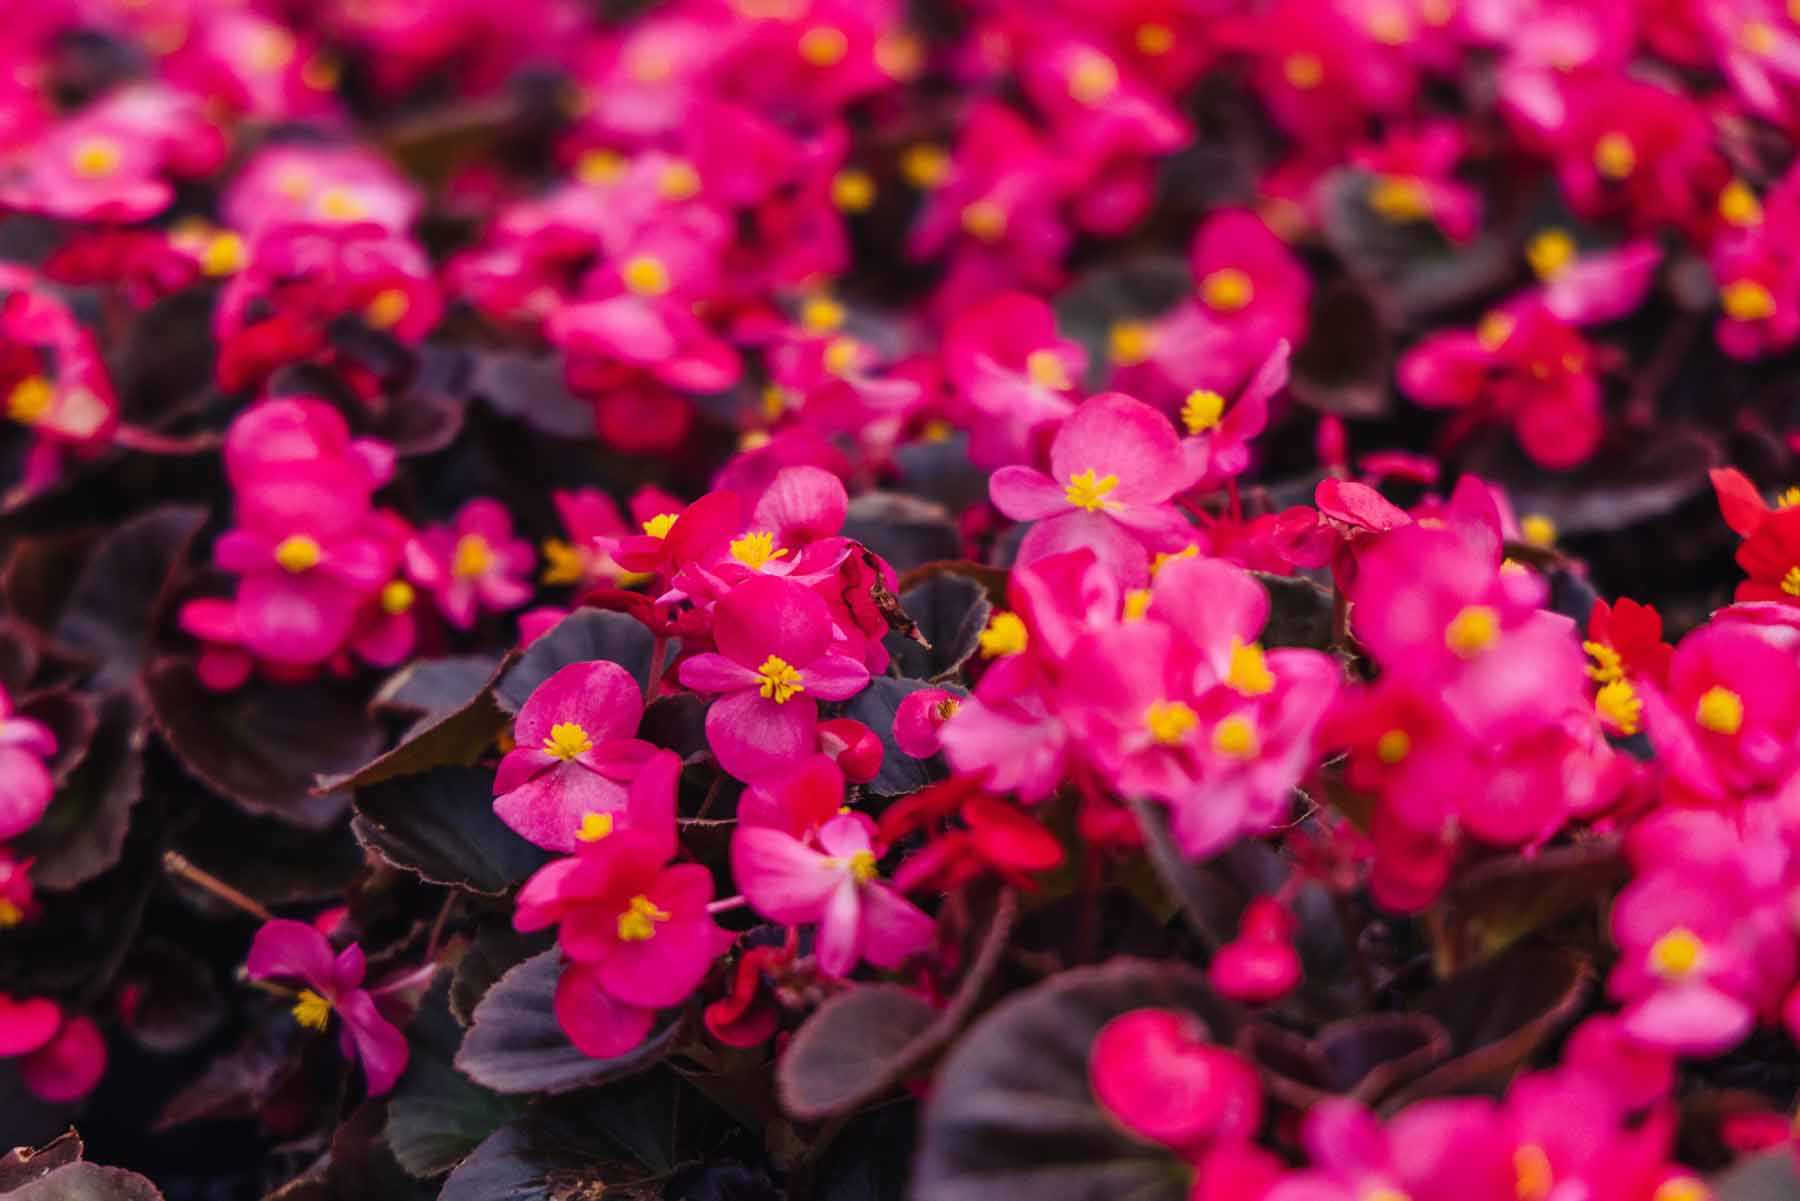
990 392 1197 586
543 489 635 591
1090 1009 1261 1158
406 499 536 630
0 992 60 1058
0 847 35 928
246 919 410 1096
732 812 935 978
1639 619 1800 802
1348 121 1481 242
894 687 964 760
0 685 55 842
677 576 872 782
493 662 660 852
18 1015 107 1103
1208 899 1301 1004
0 111 174 222
943 291 1083 470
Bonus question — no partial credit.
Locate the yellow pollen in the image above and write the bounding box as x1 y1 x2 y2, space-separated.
831 170 875 212
740 429 773 451
1109 320 1154 365
617 893 671 942
1652 1177 1709 1201
1583 641 1623 683
1368 175 1430 223
274 534 322 573
201 231 246 277
801 295 846 332
576 811 614 842
922 418 954 442
1743 19 1778 53
0 899 21 927
799 25 849 67
317 187 366 221
1649 927 1704 980
6 376 54 425
1784 566 1800 597
544 721 594 760
70 138 121 178
848 849 879 883
1368 7 1410 43
1135 22 1174 55
292 989 332 1031
961 199 1007 243
1722 279 1776 322
874 30 925 80
934 698 961 721
452 534 494 579
1064 468 1120 512
364 288 410 330
1445 604 1499 658
1213 714 1259 758
1123 588 1152 620
622 256 671 296
979 611 1028 657
1695 686 1744 735
1182 389 1225 434
1026 348 1070 390
380 579 416 615
1513 1144 1554 1201
1593 132 1636 180
1500 557 1529 575
1200 268 1254 313
823 335 860 375
730 530 788 569
1363 1189 1412 1201
1151 545 1199 575
301 54 341 91
658 161 701 200
1145 700 1199 745
1596 679 1642 735
577 148 626 186
1477 311 1516 350
1068 52 1119 105
1377 728 1411 764
541 539 585 586
761 385 791 420
1720 179 1763 227
755 654 804 703
1779 487 1800 509
1520 514 1557 546
1283 53 1324 89
901 144 949 189
1225 640 1275 696
643 512 679 538
1527 229 1577 280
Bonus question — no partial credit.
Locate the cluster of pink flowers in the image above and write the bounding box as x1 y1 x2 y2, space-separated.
0 991 106 1105
0 683 54 931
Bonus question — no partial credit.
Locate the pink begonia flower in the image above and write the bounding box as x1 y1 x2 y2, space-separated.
1522 231 1661 325
1709 167 1800 360
1348 121 1481 242
1090 1009 1261 1157
738 753 848 839
1398 301 1606 469
943 291 1083 470
1639 619 1800 802
0 847 36 928
224 144 423 239
818 717 884 783
543 489 635 591
1177 342 1286 494
0 993 60 1057
990 392 1198 586
0 685 56 841
350 514 426 669
677 576 872 782
1563 1015 1674 1110
1208 898 1301 1004
732 812 936 979
894 687 964 760
0 110 174 223
493 661 659 852
1233 0 1416 152
18 1015 107 1103
516 826 731 1059
1 265 120 491
406 499 536 630
246 919 410 1096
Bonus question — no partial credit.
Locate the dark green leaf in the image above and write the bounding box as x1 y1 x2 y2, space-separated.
495 609 657 711
51 505 207 689
387 977 526 1178
883 571 992 681
353 766 550 896
841 494 960 574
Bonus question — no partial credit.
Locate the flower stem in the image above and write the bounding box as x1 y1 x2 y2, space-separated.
162 851 273 922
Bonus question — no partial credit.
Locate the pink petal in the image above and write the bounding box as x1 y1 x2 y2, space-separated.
704 689 816 782
246 919 337 989
554 961 657 1059
989 466 1069 522
677 653 762 694
0 750 52 842
335 989 409 1096
1621 985 1755 1056
0 994 62 1057
597 865 723 1009
815 877 864 978
19 1015 106 1103
732 825 841 923
1049 392 1185 504
515 660 644 747
712 576 833 671
856 884 937 969
800 654 871 701
750 465 848 544
494 762 632 854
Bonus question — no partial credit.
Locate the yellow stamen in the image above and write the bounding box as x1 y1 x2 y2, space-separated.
801 295 846 332
1651 1177 1709 1201
1593 132 1636 180
1513 1144 1554 1201
1527 229 1576 280
541 539 586 586
1123 588 1152 620
1583 641 1623 683
1064 468 1120 512
317 187 366 221
1444 604 1499 658
1477 310 1515 351
1026 349 1070 390
1520 514 1557 547
729 530 788 569
70 138 121 178
1743 20 1778 54
201 231 246 277
979 611 1028 657
6 376 54 425
1778 487 1800 509
621 255 671 296
543 721 594 760
1151 545 1199 575
1596 679 1642 735
934 698 961 721
823 335 860 375
1225 640 1275 696
577 148 626 186
1720 179 1763 227
1283 53 1323 89
1182 389 1225 434
292 989 332 1031
901 144 949 189
1145 700 1198 745
658 161 701 201
380 580 415 615
1783 566 1800 597
617 893 671 941
452 534 493 579
1135 22 1174 55
874 30 924 80
0 899 21 927
643 513 678 538
1377 728 1411 764
1067 52 1119 105
1108 320 1153 365
755 654 804 703
1722 279 1776 322
848 850 878 883
1363 1189 1412 1201
1368 175 1430 223
364 288 410 330
832 170 875 212
798 25 849 67
1649 926 1704 980
1200 268 1254 313
1212 714 1259 758
576 811 614 842
1695 686 1744 735
274 534 322 573
961 199 1007 243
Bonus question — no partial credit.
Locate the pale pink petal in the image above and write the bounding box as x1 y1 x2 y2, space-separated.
678 653 762 695
800 654 871 701
494 763 631 854
731 825 842 923
19 1015 105 1103
515 661 644 746
712 576 833 670
856 884 937 969
990 466 1070 521
1049 392 1185 503
815 878 864 978
704 689 816 782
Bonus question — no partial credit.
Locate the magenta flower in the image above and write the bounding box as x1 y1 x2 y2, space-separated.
1348 121 1481 242
0 685 56 842
1639 620 1800 803
943 291 1083 470
493 661 659 852
406 499 536 630
246 919 410 1096
0 994 106 1103
677 576 872 782
731 813 936 978
544 488 634 590
1089 1009 1262 1157
990 391 1198 586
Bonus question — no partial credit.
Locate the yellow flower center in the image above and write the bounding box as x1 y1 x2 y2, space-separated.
801 295 846 332
1064 468 1120 512
1026 348 1070 390
1720 179 1763 227
274 534 322 573
6 376 54 425
798 25 848 67
1651 1177 1709 1201
1445 605 1499 658
1583 640 1623 683
364 288 410 330
1145 700 1199 745
1368 175 1430 223
961 199 1008 243
1513 1144 1554 1201
729 530 788 569
1136 22 1174 55
201 231 246 277
980 612 1028 657
1182 389 1225 434
1596 679 1642 735
1593 132 1636 180
1123 588 1152 621
1283 53 1323 88
380 579 416 615
544 721 594 760
452 534 494 579
1377 728 1411 764
1650 927 1704 980
756 655 804 703
1363 1189 1412 1201
935 698 961 721
643 512 679 538
1225 640 1275 696
658 161 701 201
577 148 626 186
1067 52 1119 105
70 138 121 178
822 335 860 375
617 893 671 942
1695 686 1744 735
1212 714 1259 758
576 811 614 842
1477 310 1516 351
541 539 586 586
831 170 875 212
1743 19 1778 53
848 849 879 883
1200 268 1254 313
1779 487 1800 509
317 187 367 221
292 989 332 1031
1784 566 1800 597
1527 228 1576 280
622 255 671 296
1108 320 1154 365
1520 514 1557 546
1722 279 1776 322
0 898 21 927
901 144 949 189
874 29 924 79
301 54 341 91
